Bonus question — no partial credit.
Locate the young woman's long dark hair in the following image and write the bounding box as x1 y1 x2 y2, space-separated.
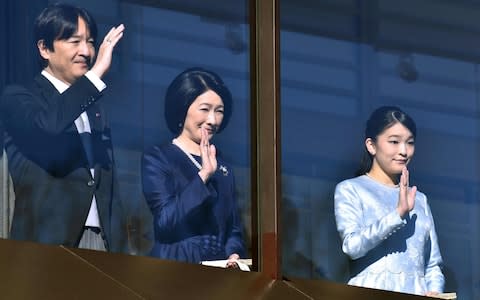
355 106 417 176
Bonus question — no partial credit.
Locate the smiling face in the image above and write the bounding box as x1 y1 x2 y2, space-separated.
179 90 225 144
366 122 415 183
38 17 95 84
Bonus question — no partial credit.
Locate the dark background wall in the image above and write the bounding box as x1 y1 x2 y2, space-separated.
280 2 480 300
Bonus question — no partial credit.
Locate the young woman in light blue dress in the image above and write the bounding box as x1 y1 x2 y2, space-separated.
334 106 444 296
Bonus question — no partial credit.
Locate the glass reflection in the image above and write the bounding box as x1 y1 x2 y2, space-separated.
280 1 480 300
334 106 444 296
1 0 252 264
141 67 246 265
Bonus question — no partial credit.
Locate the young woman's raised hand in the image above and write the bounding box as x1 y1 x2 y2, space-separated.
396 167 416 218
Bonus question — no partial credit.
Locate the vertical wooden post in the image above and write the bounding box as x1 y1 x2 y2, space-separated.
250 0 281 279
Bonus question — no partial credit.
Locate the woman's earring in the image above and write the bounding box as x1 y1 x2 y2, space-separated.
178 122 183 128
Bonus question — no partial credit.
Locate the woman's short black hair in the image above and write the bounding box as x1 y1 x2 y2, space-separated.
164 67 233 135
34 3 98 68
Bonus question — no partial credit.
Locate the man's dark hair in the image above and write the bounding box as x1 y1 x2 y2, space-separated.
34 3 98 68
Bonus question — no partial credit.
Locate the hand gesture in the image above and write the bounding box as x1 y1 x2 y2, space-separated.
198 127 217 183
396 167 416 218
91 24 125 78
226 253 240 269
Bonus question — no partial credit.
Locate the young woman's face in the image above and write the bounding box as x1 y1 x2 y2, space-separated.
367 122 415 177
180 90 225 143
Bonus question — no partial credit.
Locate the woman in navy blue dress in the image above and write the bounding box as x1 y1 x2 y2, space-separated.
142 67 245 265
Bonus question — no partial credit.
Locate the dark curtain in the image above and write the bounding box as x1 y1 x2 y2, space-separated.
0 0 47 155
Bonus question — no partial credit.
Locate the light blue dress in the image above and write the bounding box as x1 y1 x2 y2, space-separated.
334 175 445 295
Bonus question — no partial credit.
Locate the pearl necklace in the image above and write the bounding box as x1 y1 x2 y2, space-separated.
172 139 202 170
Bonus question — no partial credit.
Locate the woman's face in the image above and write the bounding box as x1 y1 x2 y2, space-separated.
180 90 225 143
366 122 415 177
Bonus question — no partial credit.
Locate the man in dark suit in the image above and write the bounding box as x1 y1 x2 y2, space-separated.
0 3 128 252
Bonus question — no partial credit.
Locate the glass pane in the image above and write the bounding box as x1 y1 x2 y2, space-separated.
2 0 251 265
68 0 252 260
280 1 479 299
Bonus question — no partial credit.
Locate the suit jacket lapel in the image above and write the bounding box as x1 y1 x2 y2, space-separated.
35 74 94 177
86 103 106 181
34 75 79 135
86 103 104 133
34 74 56 100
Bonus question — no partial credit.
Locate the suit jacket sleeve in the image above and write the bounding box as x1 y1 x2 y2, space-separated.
1 75 102 135
334 180 407 260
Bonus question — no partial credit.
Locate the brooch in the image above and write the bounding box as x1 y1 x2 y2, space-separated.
219 165 229 176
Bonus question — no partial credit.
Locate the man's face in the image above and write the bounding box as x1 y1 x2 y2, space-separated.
39 17 95 84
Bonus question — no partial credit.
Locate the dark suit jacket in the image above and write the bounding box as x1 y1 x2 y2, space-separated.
0 74 128 252
142 143 245 263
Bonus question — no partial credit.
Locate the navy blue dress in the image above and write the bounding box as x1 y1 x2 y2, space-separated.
142 143 245 263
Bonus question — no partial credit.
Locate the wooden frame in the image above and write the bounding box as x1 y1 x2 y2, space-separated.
250 0 282 279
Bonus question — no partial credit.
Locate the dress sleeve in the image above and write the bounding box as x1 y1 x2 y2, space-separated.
142 146 214 235
423 198 445 293
224 212 245 258
224 174 246 257
334 180 406 260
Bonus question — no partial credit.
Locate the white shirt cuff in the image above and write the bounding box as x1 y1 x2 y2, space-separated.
85 71 107 92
